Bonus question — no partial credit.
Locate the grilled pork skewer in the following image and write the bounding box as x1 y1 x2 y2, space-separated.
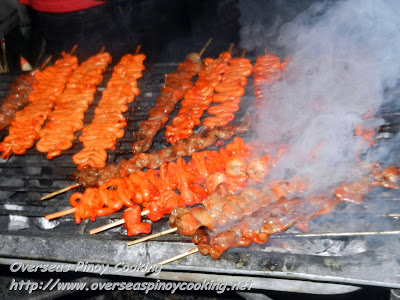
72 48 146 169
164 49 232 145
131 40 210 155
36 48 112 159
71 136 255 226
40 114 251 202
72 115 252 187
0 56 52 131
0 46 78 159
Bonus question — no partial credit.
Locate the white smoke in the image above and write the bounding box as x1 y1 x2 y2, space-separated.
248 0 400 193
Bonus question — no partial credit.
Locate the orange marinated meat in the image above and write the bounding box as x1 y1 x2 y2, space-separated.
72 53 146 169
204 57 252 129
165 51 232 144
0 52 78 159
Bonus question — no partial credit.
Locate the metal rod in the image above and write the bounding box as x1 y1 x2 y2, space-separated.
272 230 400 238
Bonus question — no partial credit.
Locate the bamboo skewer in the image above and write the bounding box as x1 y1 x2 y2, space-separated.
127 227 177 246
199 38 213 56
41 183 80 201
135 45 142 55
228 43 234 53
1 38 9 73
156 247 199 266
89 209 149 235
40 55 53 70
241 48 247 58
89 219 125 234
44 208 76 220
70 44 78 55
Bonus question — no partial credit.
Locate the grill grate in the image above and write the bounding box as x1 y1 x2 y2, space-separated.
0 61 399 291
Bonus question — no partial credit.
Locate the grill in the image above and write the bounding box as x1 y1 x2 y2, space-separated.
0 60 399 297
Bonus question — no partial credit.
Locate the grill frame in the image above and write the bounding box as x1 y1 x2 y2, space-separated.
0 61 399 293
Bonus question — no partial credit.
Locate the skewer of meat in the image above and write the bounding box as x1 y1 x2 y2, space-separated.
40 44 210 200
72 48 146 169
252 52 283 109
40 113 252 201
166 165 399 259
129 164 398 253
0 56 52 131
70 137 252 226
90 138 271 235
164 49 233 145
44 126 253 224
203 56 252 128
0 46 79 159
72 115 252 187
131 42 209 155
36 49 112 159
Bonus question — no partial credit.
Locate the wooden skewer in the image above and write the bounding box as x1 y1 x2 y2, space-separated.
45 208 76 220
99 46 105 54
70 44 78 55
127 227 177 246
156 247 199 266
1 38 9 73
241 48 247 58
228 43 234 53
40 183 80 201
135 45 142 55
199 38 213 57
89 209 150 235
39 55 53 71
89 219 125 234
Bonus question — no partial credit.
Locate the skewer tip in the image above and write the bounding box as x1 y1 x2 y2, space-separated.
40 183 80 201
70 44 78 55
228 43 234 53
44 207 76 220
40 55 53 70
241 48 247 58
199 38 213 57
135 45 142 55
156 247 199 266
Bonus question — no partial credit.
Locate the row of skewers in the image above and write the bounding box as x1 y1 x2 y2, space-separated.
0 41 399 267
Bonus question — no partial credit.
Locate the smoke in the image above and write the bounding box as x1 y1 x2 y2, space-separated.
243 0 400 194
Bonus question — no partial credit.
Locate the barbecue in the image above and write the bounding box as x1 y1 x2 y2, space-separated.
1 0 400 298
0 51 399 293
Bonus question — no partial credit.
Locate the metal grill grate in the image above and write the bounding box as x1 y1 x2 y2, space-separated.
0 62 399 292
